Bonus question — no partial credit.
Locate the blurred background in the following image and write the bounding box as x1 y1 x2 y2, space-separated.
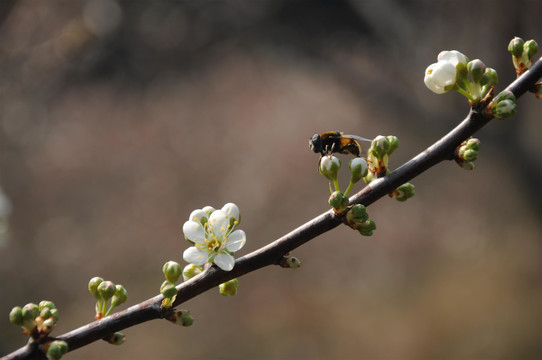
1 0 542 359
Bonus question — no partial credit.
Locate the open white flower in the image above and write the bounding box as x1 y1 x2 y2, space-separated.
424 60 457 94
182 203 246 271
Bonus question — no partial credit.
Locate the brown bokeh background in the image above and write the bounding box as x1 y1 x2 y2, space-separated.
1 1 542 359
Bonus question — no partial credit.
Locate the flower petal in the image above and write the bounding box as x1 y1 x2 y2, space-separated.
183 246 208 265
208 210 229 239
221 203 240 222
424 61 456 94
226 229 246 253
182 221 206 243
437 50 468 67
189 209 209 225
214 252 235 271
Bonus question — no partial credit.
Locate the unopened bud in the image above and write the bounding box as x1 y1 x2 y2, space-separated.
328 191 349 213
524 39 538 60
46 340 68 360
468 59 486 83
160 281 178 299
508 37 524 57
97 281 116 302
163 261 182 283
111 285 127 308
319 156 341 182
219 278 239 296
88 277 104 300
182 264 203 281
9 306 23 326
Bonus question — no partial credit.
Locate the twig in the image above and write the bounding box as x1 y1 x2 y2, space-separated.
3 57 541 360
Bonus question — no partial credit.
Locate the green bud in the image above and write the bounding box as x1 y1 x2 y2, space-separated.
524 39 538 60
170 310 194 327
328 191 349 213
535 83 542 99
345 204 369 228
319 156 341 182
40 307 53 320
508 37 524 57
49 308 59 322
219 278 239 296
466 138 481 151
41 318 55 334
358 219 376 236
88 277 104 300
494 99 518 119
468 59 486 83
46 340 68 360
479 68 498 87
371 135 390 158
386 136 399 155
460 161 475 170
103 332 126 345
160 280 178 299
22 303 39 321
39 301 56 312
111 285 128 308
9 306 23 326
163 261 182 283
393 183 415 202
348 157 368 184
97 281 116 302
462 149 478 162
182 264 203 281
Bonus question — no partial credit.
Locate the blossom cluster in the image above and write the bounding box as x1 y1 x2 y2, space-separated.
182 203 246 272
424 50 498 105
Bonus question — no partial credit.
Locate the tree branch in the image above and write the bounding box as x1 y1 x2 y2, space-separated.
3 57 541 360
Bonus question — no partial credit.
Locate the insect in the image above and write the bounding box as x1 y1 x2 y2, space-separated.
309 131 373 157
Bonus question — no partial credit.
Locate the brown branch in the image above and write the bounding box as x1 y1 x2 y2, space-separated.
3 57 542 360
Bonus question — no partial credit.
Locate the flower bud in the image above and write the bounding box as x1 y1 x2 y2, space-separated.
163 261 182 283
494 99 518 119
40 307 53 320
393 183 415 202
41 318 55 334
160 280 178 298
284 256 301 268
111 285 128 308
219 278 239 296
349 157 368 184
319 156 341 182
328 191 349 213
508 37 524 57
490 90 517 119
479 68 498 87
97 281 116 302
468 59 486 83
345 204 369 229
167 310 194 327
88 277 104 300
22 303 39 331
39 301 56 312
46 340 68 360
358 219 376 236
182 264 203 281
371 136 390 158
103 332 126 345
9 306 23 326
535 84 542 99
524 39 538 60
460 161 475 170
49 308 59 322
386 136 399 155
466 138 481 151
